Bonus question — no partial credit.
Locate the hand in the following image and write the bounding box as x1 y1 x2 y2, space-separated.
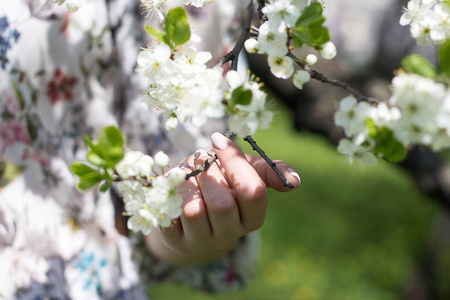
145 132 301 265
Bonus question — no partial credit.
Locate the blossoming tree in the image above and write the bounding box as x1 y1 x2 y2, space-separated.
67 0 450 235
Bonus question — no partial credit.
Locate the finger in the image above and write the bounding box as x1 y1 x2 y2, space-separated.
245 155 301 192
177 166 212 249
210 132 267 231
194 149 244 246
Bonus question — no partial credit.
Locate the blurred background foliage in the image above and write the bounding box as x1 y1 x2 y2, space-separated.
149 100 441 300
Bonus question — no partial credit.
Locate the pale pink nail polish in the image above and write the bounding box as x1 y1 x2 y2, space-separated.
288 168 301 186
211 132 228 150
194 149 208 159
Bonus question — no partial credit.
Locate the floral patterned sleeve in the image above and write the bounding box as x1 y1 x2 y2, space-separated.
0 0 258 299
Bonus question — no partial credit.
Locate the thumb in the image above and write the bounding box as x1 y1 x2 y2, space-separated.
245 154 301 192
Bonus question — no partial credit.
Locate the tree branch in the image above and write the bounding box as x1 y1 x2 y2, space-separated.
244 135 294 188
288 52 380 104
184 131 236 180
256 0 268 23
220 0 254 71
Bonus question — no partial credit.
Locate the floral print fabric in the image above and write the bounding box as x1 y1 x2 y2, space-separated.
0 0 256 299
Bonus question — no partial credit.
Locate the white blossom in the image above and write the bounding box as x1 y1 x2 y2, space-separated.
140 0 165 22
268 55 294 79
257 22 289 57
292 70 311 89
262 0 301 28
334 96 372 138
116 151 154 178
337 139 377 165
226 70 274 137
400 0 449 45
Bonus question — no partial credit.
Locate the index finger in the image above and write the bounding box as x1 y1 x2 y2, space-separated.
211 132 268 230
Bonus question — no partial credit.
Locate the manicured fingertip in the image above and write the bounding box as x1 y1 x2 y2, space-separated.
211 132 228 150
194 149 208 160
288 168 301 187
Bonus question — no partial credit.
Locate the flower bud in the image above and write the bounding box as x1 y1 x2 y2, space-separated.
319 42 337 60
244 39 259 54
154 151 170 168
305 54 317 66
165 117 178 131
293 70 311 90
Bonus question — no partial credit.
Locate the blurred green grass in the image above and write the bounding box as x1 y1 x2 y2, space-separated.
151 101 437 300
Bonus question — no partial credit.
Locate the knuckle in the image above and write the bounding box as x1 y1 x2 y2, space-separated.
207 198 237 216
241 184 267 203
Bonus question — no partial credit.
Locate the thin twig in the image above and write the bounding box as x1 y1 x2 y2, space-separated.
219 0 254 71
244 135 294 188
256 0 268 23
185 131 236 180
114 175 152 187
288 52 380 104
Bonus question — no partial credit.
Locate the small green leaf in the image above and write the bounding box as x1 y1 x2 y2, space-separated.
99 181 112 192
366 118 379 138
87 152 107 167
98 126 124 149
292 3 330 48
70 162 97 176
84 134 96 151
439 40 450 77
145 25 168 44
402 54 438 78
374 129 407 162
295 2 323 27
106 147 125 166
77 172 104 190
230 86 253 107
164 7 191 49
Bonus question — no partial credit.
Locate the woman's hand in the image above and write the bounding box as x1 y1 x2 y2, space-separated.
145 132 301 265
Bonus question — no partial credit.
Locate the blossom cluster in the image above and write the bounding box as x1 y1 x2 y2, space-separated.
400 0 450 46
138 40 225 131
225 70 274 137
335 73 450 164
116 150 185 234
244 0 334 86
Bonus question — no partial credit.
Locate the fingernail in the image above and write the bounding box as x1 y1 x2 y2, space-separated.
179 161 192 169
211 132 228 150
288 168 301 186
194 149 208 159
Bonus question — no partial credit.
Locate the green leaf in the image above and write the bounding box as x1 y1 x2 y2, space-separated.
292 3 330 48
366 118 379 139
145 25 167 44
231 86 253 107
99 181 112 193
70 162 97 177
402 54 438 78
87 151 107 167
77 172 104 190
164 7 191 49
98 126 124 149
374 129 407 162
439 40 450 77
107 147 125 165
295 2 323 27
